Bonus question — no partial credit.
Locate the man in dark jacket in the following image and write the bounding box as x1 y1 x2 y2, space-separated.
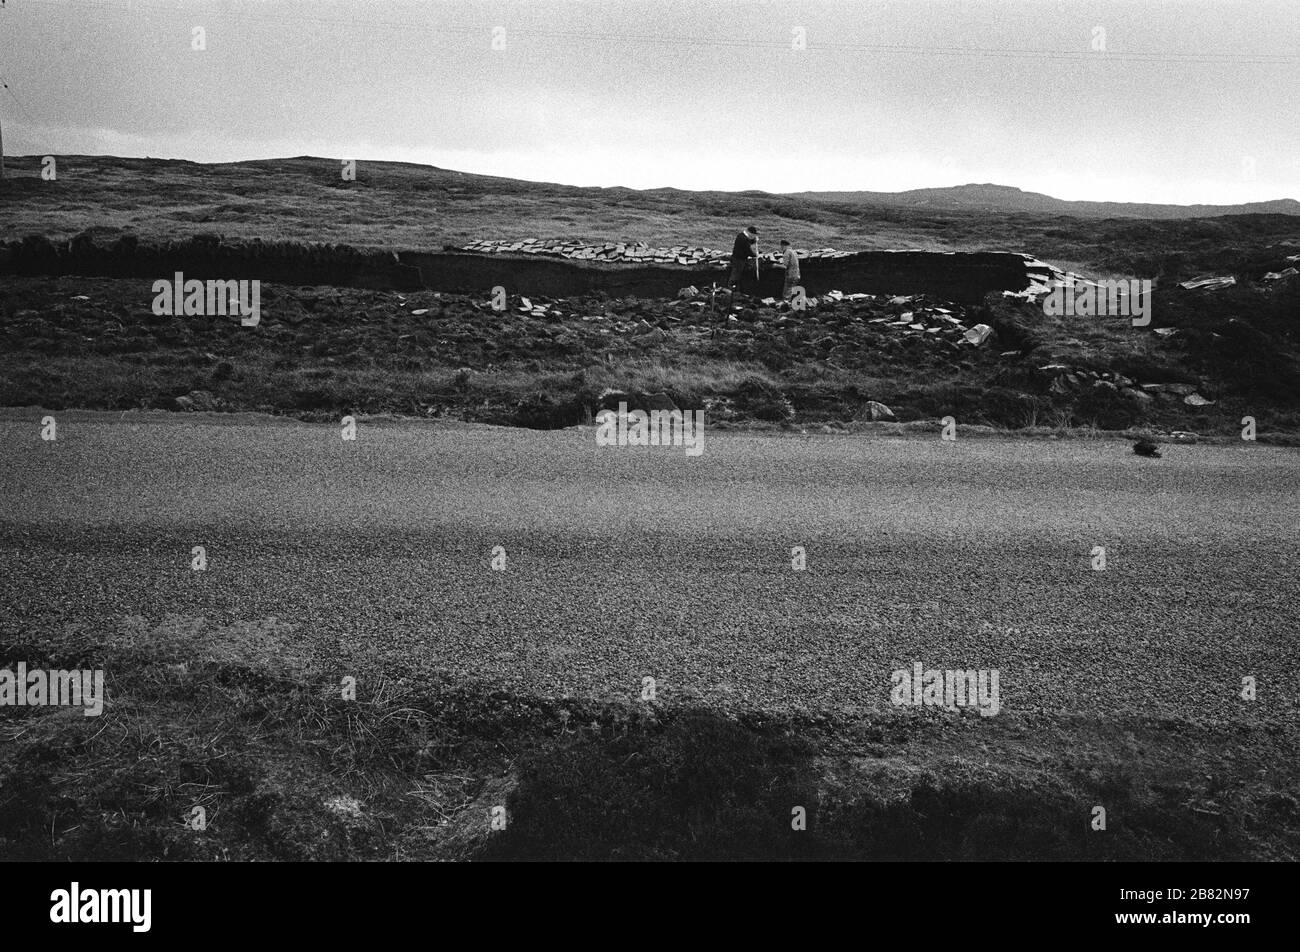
728 226 758 291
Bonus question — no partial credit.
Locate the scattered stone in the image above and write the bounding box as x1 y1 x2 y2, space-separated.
324 795 365 820
1184 393 1215 406
597 388 631 411
1178 275 1236 291
174 389 217 411
597 389 678 413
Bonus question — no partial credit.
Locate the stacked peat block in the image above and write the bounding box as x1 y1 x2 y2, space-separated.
461 239 855 271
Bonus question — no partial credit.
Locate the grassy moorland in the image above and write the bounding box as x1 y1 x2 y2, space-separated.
1 271 1297 438
4 154 1300 280
2 155 1298 437
2 155 1299 438
1 157 1298 861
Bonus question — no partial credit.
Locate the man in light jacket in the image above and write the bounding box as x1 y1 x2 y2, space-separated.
778 239 801 302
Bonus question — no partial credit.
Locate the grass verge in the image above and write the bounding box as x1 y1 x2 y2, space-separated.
2 622 1295 861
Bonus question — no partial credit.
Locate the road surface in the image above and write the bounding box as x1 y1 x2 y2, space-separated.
2 409 1297 722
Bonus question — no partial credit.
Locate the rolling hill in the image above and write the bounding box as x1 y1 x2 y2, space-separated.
2 155 1298 283
789 182 1300 219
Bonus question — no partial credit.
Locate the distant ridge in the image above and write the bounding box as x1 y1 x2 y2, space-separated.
787 182 1300 220
10 157 1300 235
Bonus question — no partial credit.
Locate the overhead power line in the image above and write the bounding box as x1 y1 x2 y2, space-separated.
0 75 35 121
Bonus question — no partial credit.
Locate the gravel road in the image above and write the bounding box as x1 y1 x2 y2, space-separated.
2 409 1297 722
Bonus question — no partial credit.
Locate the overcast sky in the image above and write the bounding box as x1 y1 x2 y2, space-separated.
1 0 1297 203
